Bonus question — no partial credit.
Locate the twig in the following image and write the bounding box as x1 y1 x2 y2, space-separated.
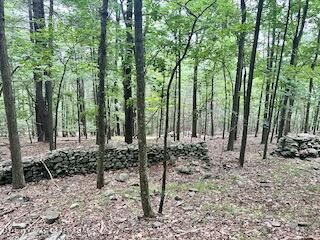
40 160 60 190
0 208 14 217
0 221 11 236
20 217 40 238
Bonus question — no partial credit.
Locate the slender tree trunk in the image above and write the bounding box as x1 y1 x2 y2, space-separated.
227 0 246 150
262 18 276 144
45 0 54 150
278 0 309 139
313 100 320 134
271 104 280 143
263 0 291 158
305 28 320 133
210 74 214 136
192 56 198 138
32 0 47 142
158 76 165 138
255 79 264 137
76 78 82 143
176 29 182 141
222 62 228 139
96 0 108 189
239 0 264 167
134 0 154 218
158 3 214 213
123 0 134 144
0 0 25 188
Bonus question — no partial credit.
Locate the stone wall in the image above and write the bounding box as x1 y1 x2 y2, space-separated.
273 134 320 159
0 142 208 185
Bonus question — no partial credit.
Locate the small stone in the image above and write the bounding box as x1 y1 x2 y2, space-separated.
271 221 281 227
116 173 129 182
45 231 66 240
188 191 196 197
18 231 42 240
176 167 192 175
297 221 310 227
109 195 118 201
12 222 28 229
182 206 194 212
70 203 80 209
188 188 198 193
288 221 298 228
174 196 183 201
151 221 163 228
43 210 60 224
202 173 212 179
104 190 115 197
114 217 127 224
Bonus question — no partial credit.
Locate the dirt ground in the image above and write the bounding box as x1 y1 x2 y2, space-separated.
0 135 319 239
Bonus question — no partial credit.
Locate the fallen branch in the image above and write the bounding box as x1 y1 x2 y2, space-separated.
0 208 14 217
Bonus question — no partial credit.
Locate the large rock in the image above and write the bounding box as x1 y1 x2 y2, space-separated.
274 134 320 159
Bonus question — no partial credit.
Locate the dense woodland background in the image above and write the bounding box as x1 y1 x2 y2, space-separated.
0 0 318 146
0 0 320 238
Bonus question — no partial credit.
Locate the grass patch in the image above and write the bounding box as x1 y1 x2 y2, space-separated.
167 180 222 194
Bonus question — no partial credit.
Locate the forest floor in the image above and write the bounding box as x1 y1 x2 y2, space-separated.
0 135 319 240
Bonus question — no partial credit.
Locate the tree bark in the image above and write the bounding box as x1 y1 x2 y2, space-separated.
278 0 309 139
96 0 108 189
239 0 264 167
0 0 26 189
134 0 154 218
192 53 199 138
32 0 47 142
305 27 320 133
227 0 246 151
123 0 134 144
263 0 291 159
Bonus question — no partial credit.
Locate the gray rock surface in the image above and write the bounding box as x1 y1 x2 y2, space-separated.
273 134 320 159
0 142 209 185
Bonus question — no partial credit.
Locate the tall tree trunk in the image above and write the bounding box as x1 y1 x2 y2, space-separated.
222 62 228 139
32 0 47 142
305 27 320 133
239 0 264 167
313 100 320 134
45 0 54 150
262 16 276 144
278 0 309 139
192 56 199 138
0 0 26 189
227 0 246 151
134 0 154 218
96 0 108 189
158 76 165 138
176 29 182 141
255 79 264 137
123 0 134 144
263 0 291 159
158 3 214 213
210 74 214 136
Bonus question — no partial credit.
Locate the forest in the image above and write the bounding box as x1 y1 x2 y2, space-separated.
0 0 319 239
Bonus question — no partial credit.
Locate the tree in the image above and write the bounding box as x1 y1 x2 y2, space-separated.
0 0 25 189
32 0 47 142
263 0 292 159
239 0 264 167
227 0 246 151
122 0 134 144
278 0 309 139
96 0 108 189
134 0 154 218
